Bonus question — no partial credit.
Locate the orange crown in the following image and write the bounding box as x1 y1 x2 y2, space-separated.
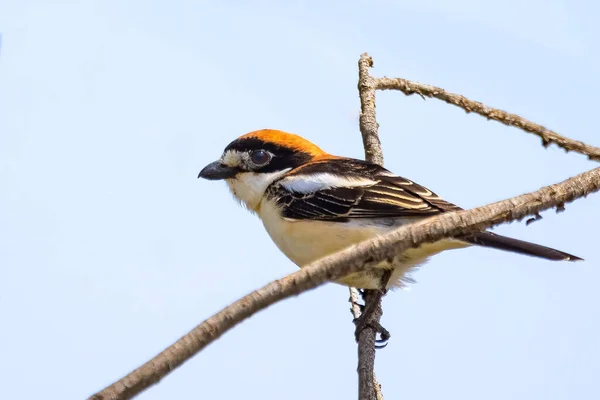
240 129 330 157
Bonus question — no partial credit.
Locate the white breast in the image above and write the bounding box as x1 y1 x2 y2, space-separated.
258 200 469 289
259 201 386 266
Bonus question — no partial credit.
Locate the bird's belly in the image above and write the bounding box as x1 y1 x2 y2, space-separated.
263 217 383 266
258 203 468 289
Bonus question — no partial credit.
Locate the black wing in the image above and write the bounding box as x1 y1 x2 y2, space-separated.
267 158 583 261
269 158 461 222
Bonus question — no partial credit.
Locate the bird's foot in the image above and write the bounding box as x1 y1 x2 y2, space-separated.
354 316 391 349
353 286 391 349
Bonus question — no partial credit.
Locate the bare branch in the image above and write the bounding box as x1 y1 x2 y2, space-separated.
356 52 386 400
90 166 600 400
358 53 384 165
376 77 600 162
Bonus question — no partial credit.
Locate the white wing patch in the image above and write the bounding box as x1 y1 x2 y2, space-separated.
280 173 377 193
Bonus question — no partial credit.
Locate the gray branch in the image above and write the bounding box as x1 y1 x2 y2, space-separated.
90 165 600 400
355 52 386 400
377 76 600 161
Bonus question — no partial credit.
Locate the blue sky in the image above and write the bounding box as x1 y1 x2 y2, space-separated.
1 1 599 399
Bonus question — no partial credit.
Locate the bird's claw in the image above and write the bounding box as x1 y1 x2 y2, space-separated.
353 317 391 349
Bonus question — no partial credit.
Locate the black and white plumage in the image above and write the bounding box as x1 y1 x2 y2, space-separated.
199 129 582 289
267 158 461 221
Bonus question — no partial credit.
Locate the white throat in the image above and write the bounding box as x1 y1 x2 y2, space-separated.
226 169 291 212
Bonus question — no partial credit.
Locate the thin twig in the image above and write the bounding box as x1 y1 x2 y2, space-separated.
349 288 363 319
376 77 600 162
89 166 600 400
356 52 386 400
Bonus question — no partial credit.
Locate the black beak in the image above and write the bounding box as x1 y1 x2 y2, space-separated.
198 161 238 180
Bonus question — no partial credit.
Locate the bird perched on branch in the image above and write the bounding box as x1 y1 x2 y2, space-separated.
198 129 582 291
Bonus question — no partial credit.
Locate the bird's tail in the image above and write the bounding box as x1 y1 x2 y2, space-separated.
463 232 583 261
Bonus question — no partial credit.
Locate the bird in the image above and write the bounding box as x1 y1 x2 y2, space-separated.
198 129 582 291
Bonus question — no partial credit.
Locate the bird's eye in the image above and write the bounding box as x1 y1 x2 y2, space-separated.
250 150 271 166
